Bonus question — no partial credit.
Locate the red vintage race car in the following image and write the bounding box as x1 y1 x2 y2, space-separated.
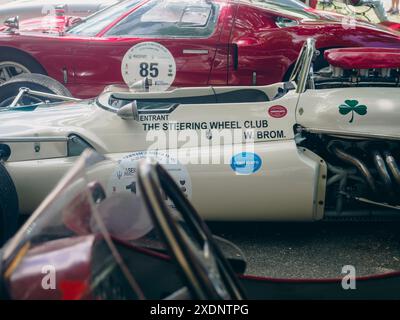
1 0 400 98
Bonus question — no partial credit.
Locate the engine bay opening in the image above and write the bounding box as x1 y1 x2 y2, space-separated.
315 67 400 89
314 48 400 89
298 129 400 219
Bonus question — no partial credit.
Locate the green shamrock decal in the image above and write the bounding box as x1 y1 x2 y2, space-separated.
339 100 367 123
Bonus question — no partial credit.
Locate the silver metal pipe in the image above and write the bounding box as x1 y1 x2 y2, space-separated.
23 88 82 102
372 150 392 190
336 173 348 215
332 146 376 192
9 87 28 108
384 151 400 186
327 163 364 184
327 173 345 186
8 87 81 108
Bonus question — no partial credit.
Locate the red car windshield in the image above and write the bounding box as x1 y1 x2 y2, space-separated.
105 0 219 38
67 0 142 36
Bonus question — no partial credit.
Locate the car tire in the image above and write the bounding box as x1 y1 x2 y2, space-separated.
0 73 72 108
0 51 46 83
0 163 19 245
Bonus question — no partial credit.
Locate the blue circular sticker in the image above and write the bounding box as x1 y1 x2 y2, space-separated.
231 152 262 175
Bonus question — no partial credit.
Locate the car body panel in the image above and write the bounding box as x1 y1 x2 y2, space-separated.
5 142 326 221
324 47 400 69
0 82 295 157
8 235 95 300
297 88 400 140
0 83 327 219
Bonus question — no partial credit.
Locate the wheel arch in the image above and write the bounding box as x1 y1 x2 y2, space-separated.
0 46 48 75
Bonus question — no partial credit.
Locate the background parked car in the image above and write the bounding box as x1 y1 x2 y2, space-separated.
0 0 119 23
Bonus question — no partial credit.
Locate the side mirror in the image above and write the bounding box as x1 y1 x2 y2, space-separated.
129 77 152 92
117 100 139 121
4 16 19 33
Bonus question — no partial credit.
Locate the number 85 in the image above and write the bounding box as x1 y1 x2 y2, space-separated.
139 62 159 78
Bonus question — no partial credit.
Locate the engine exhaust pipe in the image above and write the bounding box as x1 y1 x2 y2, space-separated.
332 146 376 192
372 150 392 191
384 151 400 187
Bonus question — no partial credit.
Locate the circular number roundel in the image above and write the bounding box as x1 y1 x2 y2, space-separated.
121 42 177 92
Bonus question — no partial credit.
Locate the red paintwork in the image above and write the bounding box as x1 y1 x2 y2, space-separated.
325 47 400 69
12 15 80 33
7 235 95 300
59 280 89 300
308 0 319 9
380 20 400 32
268 105 288 119
1 0 400 98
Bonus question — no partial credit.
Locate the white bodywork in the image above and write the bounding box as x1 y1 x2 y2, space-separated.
0 83 327 220
298 88 400 140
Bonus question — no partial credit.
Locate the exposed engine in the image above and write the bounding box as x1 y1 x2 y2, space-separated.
315 66 400 89
299 132 400 219
313 47 400 89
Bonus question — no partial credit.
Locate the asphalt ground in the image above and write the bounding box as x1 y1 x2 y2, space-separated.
209 221 400 279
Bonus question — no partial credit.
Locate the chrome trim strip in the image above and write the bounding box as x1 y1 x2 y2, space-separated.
182 49 209 54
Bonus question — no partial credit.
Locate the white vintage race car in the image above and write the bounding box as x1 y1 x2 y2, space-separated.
0 38 399 242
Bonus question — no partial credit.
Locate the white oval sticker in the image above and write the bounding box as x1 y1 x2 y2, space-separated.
121 42 177 92
107 151 192 209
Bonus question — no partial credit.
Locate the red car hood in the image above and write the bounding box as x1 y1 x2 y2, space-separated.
0 15 81 34
380 20 400 32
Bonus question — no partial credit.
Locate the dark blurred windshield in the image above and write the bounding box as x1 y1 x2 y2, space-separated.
67 0 141 36
1 151 168 299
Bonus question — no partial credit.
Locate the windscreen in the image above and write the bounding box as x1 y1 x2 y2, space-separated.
67 0 141 36
1 151 176 300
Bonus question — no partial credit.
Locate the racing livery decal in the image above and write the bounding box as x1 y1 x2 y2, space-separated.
121 42 177 92
139 116 287 141
268 105 288 119
108 151 192 207
339 100 368 123
231 152 262 175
